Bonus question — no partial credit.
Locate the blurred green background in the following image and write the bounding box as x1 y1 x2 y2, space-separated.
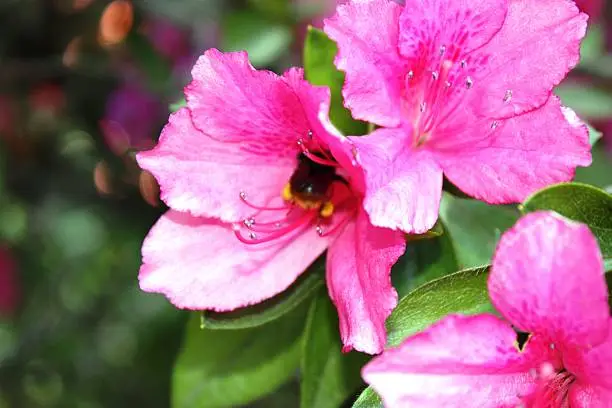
0 0 610 407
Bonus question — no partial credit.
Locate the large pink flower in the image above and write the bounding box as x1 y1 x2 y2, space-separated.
363 211 612 407
137 49 405 354
325 0 592 233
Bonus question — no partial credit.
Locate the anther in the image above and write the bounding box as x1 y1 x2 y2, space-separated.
407 70 414 80
239 191 247 200
248 232 257 240
243 218 255 228
315 225 323 236
307 130 313 139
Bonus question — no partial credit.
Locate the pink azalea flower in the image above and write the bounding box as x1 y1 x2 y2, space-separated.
363 211 612 407
137 49 406 354
325 0 592 233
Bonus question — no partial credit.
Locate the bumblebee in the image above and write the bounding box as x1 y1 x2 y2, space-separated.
282 153 343 217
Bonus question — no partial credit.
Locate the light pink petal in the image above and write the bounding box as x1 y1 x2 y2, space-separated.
326 208 405 354
139 210 330 311
363 314 541 407
489 212 609 348
569 383 612 408
185 49 309 157
470 0 587 119
324 0 406 127
433 97 591 204
137 108 295 222
351 128 442 234
564 322 612 389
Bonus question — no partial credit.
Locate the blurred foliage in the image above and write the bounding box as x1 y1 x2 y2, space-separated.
0 1 610 408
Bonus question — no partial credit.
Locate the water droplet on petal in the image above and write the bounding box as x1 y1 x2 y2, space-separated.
504 90 513 103
491 121 499 130
460 60 467 68
249 232 257 240
432 71 439 80
465 77 473 89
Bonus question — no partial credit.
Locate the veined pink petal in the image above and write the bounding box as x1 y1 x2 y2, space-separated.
351 127 442 234
564 322 612 389
137 108 295 222
326 208 405 354
363 314 540 407
469 0 587 119
489 212 609 348
323 0 405 127
139 210 330 311
185 49 310 157
434 97 591 204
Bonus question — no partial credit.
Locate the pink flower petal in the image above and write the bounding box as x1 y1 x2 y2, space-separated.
324 0 406 127
489 212 609 348
363 314 540 407
326 209 405 354
137 108 295 222
351 128 442 233
470 0 587 119
139 210 330 311
564 322 612 389
569 383 612 407
433 97 591 204
185 49 310 159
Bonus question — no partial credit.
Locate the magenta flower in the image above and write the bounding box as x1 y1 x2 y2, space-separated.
137 49 405 354
325 0 592 233
363 211 612 406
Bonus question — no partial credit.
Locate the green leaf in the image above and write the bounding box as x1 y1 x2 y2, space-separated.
588 124 603 146
301 291 369 408
222 11 292 67
439 193 519 268
353 267 494 408
201 260 324 330
521 183 612 264
392 223 459 298
303 27 368 136
386 266 494 347
173 305 308 408
169 98 187 113
555 83 612 120
352 388 382 408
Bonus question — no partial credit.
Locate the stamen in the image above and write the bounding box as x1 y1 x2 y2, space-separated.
316 209 356 237
297 139 339 167
239 191 289 211
234 211 315 244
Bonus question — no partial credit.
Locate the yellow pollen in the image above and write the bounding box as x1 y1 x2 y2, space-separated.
282 183 293 201
320 202 334 218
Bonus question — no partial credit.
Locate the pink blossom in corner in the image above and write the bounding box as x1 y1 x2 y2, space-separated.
325 0 592 233
363 211 612 407
137 49 405 354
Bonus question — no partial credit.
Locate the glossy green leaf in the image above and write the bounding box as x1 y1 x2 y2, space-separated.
201 260 324 330
392 224 459 298
386 266 494 347
439 193 519 268
222 11 292 67
173 305 308 408
303 27 367 136
300 291 369 408
353 267 494 408
521 183 612 266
